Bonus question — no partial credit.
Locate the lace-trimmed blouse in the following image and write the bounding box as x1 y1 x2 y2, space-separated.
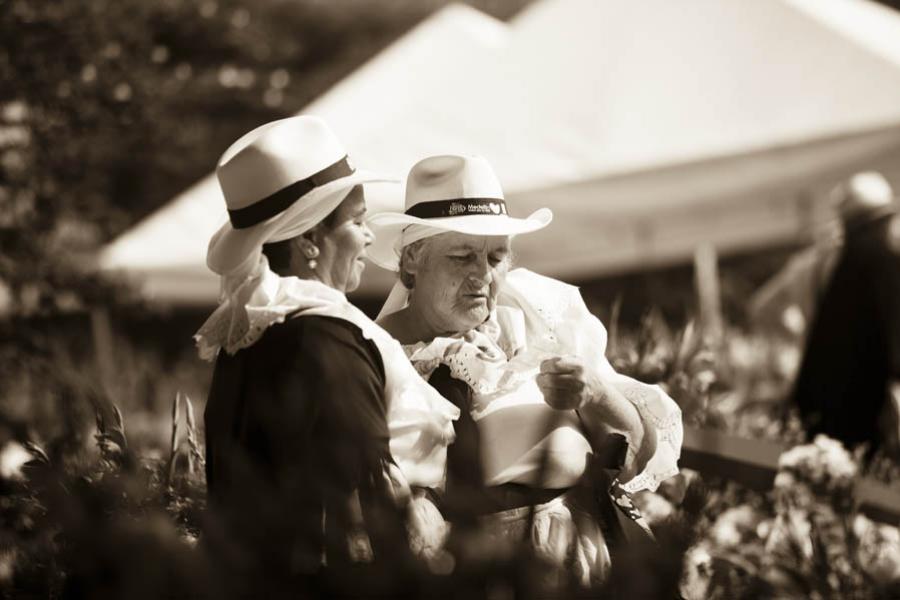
401 269 683 493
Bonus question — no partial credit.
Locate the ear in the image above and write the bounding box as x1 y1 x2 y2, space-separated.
296 232 320 258
400 243 424 275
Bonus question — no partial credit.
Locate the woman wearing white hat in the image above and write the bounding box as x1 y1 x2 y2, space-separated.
195 116 459 591
369 154 683 586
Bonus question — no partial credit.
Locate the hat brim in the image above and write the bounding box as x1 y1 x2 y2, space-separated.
208 169 396 275
366 207 553 271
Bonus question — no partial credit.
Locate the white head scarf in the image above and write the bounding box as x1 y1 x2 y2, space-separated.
196 184 355 357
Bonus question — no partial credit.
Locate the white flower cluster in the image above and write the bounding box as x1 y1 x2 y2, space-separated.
853 514 900 583
776 434 857 491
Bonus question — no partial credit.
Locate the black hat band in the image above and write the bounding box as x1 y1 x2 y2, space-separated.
228 156 354 229
405 198 509 219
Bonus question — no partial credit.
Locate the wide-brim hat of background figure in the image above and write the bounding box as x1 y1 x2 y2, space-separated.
834 171 897 230
207 115 394 277
366 154 552 271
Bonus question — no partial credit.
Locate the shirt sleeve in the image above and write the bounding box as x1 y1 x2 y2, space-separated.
564 285 683 493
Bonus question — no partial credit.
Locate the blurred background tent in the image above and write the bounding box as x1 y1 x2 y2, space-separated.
97 4 509 303
100 0 900 306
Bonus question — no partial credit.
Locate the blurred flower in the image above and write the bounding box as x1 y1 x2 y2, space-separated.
231 8 250 28
680 544 712 600
269 68 290 89
0 125 31 147
218 64 238 88
765 507 813 560
777 434 857 492
151 45 170 64
774 346 800 379
710 505 762 549
0 548 15 584
113 83 132 102
54 291 82 312
0 441 32 480
1 150 26 175
0 278 12 316
773 471 794 489
263 88 283 108
81 64 97 83
56 81 72 98
199 1 217 18
174 63 192 81
1 100 28 123
102 42 122 60
853 515 900 583
756 518 772 539
19 282 41 314
781 305 806 336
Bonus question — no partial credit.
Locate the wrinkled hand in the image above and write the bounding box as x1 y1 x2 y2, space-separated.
537 356 604 410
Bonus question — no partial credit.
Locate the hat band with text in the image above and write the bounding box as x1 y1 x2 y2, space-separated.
228 156 354 229
405 198 509 219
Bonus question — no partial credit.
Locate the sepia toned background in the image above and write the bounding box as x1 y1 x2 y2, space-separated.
3 0 900 597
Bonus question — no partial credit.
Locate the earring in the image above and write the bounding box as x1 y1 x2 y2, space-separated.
304 244 319 270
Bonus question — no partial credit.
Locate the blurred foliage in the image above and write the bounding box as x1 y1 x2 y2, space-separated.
0 0 531 318
2 305 899 597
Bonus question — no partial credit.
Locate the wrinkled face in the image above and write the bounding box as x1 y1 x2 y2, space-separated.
315 186 373 293
406 232 511 335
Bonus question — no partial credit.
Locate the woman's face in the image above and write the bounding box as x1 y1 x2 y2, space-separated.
406 232 511 336
314 186 373 293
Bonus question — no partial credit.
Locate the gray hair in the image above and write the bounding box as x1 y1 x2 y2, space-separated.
398 238 432 290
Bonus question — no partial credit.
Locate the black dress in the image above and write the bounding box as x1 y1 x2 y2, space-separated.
204 315 407 592
793 214 900 453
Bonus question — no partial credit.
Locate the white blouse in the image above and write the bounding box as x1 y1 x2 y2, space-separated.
402 268 683 493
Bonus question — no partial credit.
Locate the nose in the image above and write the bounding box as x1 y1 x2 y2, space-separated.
467 254 492 286
362 222 374 246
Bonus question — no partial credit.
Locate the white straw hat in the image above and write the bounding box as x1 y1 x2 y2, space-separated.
367 155 552 271
207 115 394 276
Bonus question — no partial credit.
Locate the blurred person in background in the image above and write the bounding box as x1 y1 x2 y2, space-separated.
793 171 900 458
368 155 683 586
194 117 458 595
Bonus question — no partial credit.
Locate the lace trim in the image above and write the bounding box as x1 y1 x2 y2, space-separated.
620 464 681 494
614 378 683 493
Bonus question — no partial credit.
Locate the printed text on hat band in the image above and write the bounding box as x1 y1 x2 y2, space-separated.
405 198 509 219
227 156 354 229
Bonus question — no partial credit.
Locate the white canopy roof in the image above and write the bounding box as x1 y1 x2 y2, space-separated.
101 0 900 304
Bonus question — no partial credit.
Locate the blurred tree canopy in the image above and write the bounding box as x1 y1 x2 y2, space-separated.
0 0 530 317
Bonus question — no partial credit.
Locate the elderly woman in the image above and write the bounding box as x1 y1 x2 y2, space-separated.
195 117 458 593
368 155 682 585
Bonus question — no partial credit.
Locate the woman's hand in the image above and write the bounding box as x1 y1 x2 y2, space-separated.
538 356 655 480
536 356 603 410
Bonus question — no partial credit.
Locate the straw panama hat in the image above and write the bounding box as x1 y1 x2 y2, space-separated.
367 154 552 271
207 115 394 275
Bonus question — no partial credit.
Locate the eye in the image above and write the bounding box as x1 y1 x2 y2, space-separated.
489 254 507 267
448 253 472 262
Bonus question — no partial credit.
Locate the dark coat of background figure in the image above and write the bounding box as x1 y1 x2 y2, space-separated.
203 315 409 595
794 210 900 454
